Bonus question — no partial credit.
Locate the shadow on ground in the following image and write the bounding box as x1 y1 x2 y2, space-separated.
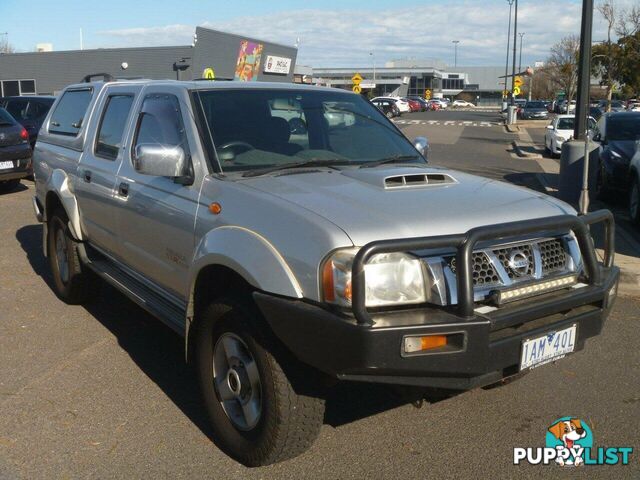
14 223 453 444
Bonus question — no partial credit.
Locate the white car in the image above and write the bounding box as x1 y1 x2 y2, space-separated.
544 115 596 157
371 96 410 113
452 100 475 108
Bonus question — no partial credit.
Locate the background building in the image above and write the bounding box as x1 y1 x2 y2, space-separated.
0 27 298 95
314 60 508 105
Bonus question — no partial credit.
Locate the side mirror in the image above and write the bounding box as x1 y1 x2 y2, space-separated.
134 144 188 178
546 125 554 130
413 136 429 158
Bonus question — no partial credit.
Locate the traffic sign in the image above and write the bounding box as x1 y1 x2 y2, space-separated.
514 76 523 88
203 67 216 80
502 89 510 96
352 85 362 94
513 86 521 96
352 73 363 85
424 89 432 100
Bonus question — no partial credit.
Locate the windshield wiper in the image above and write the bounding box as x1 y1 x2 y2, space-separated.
242 159 351 178
360 154 422 169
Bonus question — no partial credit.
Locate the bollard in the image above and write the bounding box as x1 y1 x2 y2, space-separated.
558 139 600 206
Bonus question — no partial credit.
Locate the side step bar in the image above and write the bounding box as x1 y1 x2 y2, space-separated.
82 246 186 335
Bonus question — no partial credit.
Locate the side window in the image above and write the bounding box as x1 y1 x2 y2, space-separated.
49 89 93 136
133 94 188 153
95 95 134 160
5 99 29 122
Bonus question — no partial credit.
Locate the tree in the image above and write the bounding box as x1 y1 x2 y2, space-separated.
545 35 580 101
0 37 14 54
592 1 620 110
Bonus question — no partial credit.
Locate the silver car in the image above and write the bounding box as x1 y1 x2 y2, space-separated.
32 77 619 466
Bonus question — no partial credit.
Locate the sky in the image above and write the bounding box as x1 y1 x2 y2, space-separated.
0 0 635 68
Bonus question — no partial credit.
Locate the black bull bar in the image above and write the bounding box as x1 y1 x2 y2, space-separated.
351 210 615 325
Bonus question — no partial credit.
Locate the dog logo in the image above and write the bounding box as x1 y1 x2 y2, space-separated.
546 417 592 466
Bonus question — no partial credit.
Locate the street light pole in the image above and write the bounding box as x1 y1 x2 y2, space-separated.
504 1 514 101
369 52 376 81
511 0 519 105
518 32 525 73
452 40 460 68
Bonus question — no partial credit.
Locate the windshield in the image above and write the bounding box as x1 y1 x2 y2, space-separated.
0 108 15 125
557 118 574 130
525 102 545 108
194 89 423 174
607 115 640 141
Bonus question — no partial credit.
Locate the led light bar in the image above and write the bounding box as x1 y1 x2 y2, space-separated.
496 275 578 305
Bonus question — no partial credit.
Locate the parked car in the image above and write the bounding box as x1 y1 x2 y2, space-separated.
557 100 576 114
543 115 596 157
428 98 447 109
0 107 32 192
628 144 640 224
371 98 400 118
371 96 410 113
0 96 55 148
406 96 429 111
520 101 549 120
405 97 422 112
597 99 626 113
452 99 475 108
594 112 640 199
628 102 640 112
590 106 604 121
33 77 618 466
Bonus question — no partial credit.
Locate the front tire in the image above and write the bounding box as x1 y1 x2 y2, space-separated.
47 209 97 304
195 299 325 467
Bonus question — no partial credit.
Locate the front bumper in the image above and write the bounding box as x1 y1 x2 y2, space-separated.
255 211 618 390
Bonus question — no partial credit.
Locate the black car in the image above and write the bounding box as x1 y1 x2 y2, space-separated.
371 99 400 118
0 107 32 192
520 101 549 120
406 96 429 111
595 111 640 200
589 106 604 121
0 96 55 148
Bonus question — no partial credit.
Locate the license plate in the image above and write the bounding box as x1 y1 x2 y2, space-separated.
0 160 13 170
520 325 576 370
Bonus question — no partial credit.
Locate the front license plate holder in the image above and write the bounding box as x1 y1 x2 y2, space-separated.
520 324 577 371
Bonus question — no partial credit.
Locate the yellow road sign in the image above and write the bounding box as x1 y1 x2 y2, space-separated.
352 73 363 85
514 76 523 88
513 86 521 96
424 89 432 100
352 85 362 94
203 67 216 80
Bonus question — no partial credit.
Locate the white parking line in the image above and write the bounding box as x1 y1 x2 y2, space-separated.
393 119 499 127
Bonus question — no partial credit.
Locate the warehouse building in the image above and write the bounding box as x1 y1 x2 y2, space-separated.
0 26 298 95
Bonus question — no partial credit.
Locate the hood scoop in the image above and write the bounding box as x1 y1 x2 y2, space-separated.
384 172 457 189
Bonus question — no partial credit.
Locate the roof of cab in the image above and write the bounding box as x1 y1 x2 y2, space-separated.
65 79 349 95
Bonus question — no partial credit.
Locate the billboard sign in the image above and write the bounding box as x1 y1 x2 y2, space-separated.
264 55 292 74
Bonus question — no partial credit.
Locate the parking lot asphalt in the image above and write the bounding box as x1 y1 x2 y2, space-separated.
1 119 639 478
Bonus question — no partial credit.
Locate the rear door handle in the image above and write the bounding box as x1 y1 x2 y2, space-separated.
83 170 92 183
118 182 129 197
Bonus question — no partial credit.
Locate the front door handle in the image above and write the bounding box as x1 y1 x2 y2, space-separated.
118 182 129 197
83 170 92 183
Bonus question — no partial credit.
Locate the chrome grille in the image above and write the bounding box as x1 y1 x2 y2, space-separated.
539 239 567 275
440 236 576 292
449 253 500 286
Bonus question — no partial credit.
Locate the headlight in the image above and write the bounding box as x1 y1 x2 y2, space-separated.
322 248 428 307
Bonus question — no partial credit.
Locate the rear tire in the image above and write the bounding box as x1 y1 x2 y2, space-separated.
47 209 97 304
195 298 325 467
0 179 20 193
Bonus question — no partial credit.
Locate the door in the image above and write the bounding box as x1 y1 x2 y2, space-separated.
74 91 136 255
114 92 200 297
